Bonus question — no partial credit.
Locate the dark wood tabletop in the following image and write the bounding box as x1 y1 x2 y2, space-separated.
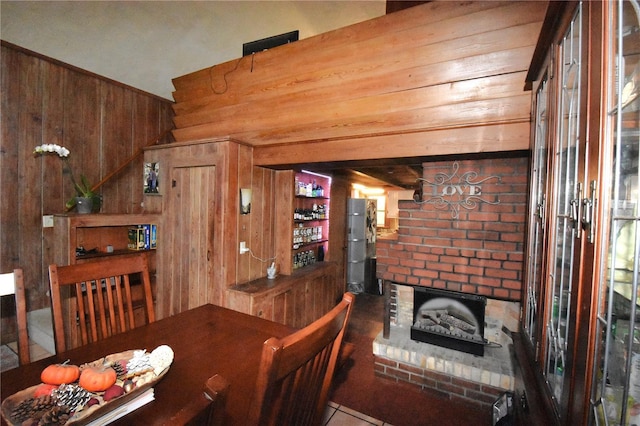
1 304 295 425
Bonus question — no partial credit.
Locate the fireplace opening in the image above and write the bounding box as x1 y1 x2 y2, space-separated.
411 286 487 356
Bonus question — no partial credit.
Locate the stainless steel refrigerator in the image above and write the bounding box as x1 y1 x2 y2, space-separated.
346 198 378 294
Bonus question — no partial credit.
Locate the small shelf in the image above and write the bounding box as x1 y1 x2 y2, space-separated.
293 239 328 250
295 195 329 200
53 213 160 266
294 218 328 223
76 248 155 261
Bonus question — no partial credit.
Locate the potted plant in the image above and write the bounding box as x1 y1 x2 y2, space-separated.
68 174 101 213
34 144 101 214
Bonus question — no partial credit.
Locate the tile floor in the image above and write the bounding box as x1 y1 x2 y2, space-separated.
1 339 51 372
1 328 391 426
323 401 392 426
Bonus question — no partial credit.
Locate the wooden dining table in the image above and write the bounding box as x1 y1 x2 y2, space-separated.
1 303 296 425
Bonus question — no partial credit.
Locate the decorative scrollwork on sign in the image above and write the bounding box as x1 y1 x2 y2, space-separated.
416 162 500 219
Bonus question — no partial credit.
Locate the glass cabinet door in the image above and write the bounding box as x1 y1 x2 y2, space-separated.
544 2 584 409
524 73 551 352
591 1 640 424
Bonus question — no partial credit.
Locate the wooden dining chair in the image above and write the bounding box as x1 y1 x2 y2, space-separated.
167 374 230 426
48 253 155 353
0 269 30 365
247 292 355 426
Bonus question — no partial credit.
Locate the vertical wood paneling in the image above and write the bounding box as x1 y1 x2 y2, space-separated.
0 42 174 325
249 166 276 280
19 54 44 311
236 143 251 284
204 166 216 305
40 61 67 303
174 166 188 313
158 103 175 145
328 176 349 296
274 170 294 275
188 167 200 309
218 142 235 305
1 48 20 269
41 61 65 209
101 84 133 213
64 71 101 207
1 48 23 341
132 94 160 211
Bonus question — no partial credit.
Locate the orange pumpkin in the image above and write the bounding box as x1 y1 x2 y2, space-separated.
40 363 80 385
79 366 117 392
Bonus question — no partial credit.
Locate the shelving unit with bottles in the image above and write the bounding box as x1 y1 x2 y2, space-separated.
292 171 330 271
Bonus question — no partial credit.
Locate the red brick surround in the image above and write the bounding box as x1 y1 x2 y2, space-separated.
373 355 505 410
376 157 528 300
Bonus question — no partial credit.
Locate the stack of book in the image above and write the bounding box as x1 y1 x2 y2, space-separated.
85 388 155 425
128 224 157 250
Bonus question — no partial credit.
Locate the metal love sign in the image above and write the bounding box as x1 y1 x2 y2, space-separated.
417 162 500 219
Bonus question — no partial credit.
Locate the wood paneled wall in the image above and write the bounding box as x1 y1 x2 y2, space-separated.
0 42 174 334
171 1 547 166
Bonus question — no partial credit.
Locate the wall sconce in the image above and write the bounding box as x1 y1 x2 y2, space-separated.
240 188 252 214
412 186 423 202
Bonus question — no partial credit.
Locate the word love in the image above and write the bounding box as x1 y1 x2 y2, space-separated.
417 162 500 219
429 184 482 196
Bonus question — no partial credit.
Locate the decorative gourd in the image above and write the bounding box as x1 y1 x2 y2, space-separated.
33 383 58 397
40 362 80 385
103 384 125 401
79 366 117 392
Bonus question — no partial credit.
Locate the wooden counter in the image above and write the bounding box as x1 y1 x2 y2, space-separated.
227 262 339 328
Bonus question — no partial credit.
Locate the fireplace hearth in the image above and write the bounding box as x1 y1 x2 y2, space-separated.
373 282 518 410
411 286 487 356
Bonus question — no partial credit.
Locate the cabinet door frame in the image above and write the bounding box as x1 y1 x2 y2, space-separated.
525 1 618 423
531 1 596 422
523 53 555 360
588 1 640 424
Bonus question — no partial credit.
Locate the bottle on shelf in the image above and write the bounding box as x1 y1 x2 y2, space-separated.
290 171 331 272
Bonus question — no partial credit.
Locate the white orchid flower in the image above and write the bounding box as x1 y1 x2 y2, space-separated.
34 144 70 158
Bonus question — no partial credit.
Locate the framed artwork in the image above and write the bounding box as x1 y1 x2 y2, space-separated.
144 162 160 194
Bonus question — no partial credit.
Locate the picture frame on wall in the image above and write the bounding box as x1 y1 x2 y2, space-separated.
144 162 160 194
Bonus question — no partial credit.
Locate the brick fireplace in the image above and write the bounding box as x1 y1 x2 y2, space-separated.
373 283 519 411
373 157 527 410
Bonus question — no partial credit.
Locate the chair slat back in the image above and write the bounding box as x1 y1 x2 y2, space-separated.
49 253 155 353
0 269 30 365
247 292 354 426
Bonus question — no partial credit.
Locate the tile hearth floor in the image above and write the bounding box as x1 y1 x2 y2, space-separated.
2 341 391 426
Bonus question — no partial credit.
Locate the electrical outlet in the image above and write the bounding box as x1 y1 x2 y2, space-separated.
240 241 249 254
42 215 54 228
